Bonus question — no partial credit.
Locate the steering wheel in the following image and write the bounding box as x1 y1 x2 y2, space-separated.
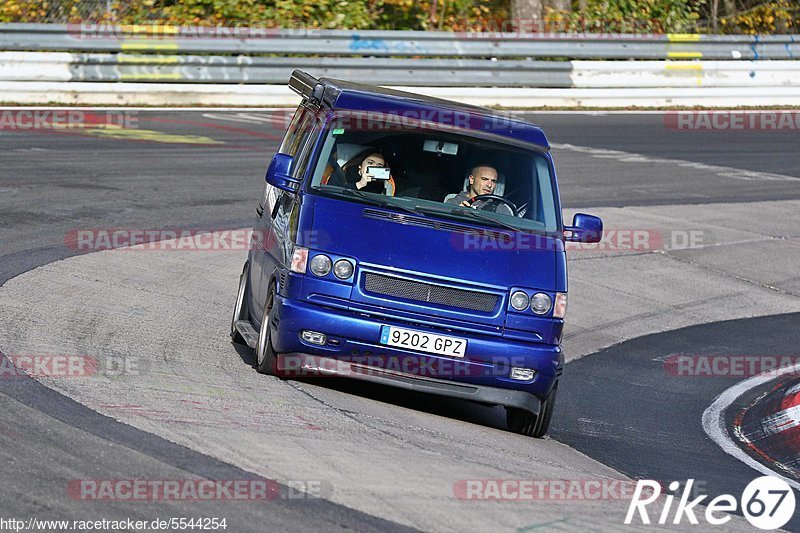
466 194 519 215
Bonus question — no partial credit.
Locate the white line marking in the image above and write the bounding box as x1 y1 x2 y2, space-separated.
701 362 800 490
553 142 800 182
201 112 288 125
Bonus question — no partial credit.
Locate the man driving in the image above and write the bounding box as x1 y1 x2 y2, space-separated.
444 163 513 215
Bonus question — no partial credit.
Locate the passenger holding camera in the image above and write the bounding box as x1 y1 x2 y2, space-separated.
343 149 395 195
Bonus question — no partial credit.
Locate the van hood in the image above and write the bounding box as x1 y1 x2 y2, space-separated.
308 195 558 291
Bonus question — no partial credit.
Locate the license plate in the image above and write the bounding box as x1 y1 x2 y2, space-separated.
379 326 467 358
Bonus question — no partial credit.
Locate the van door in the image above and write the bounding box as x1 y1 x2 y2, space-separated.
250 105 319 324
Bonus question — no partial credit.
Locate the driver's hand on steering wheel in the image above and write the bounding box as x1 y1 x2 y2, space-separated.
459 200 475 208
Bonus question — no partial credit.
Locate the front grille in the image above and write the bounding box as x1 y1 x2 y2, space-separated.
363 272 498 312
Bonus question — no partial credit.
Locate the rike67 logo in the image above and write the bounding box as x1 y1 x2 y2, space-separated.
626 477 796 530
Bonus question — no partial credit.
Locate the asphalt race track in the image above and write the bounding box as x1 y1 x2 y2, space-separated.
552 312 800 531
1 109 799 531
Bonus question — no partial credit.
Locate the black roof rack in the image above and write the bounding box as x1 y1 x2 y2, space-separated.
289 70 328 106
286 70 548 148
288 70 317 98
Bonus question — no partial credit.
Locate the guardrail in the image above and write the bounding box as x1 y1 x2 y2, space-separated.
1 23 799 60
0 52 573 86
1 23 798 106
3 52 800 88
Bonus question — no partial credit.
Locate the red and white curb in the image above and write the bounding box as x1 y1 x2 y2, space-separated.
703 364 800 490
733 380 800 476
761 382 800 437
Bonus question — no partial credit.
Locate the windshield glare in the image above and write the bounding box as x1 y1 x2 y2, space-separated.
308 121 559 233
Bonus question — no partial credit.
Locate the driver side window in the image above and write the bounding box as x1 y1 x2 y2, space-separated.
260 106 318 217
279 107 314 157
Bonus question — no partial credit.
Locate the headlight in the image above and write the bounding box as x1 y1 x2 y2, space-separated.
510 291 530 311
309 254 332 276
333 259 354 279
530 292 552 315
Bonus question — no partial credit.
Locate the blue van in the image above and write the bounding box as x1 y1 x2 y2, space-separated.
231 70 602 437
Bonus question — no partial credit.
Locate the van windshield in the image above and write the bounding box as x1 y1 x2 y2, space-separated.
307 118 560 233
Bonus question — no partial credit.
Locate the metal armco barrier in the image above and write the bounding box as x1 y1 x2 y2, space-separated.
0 52 574 86
2 52 798 88
1 23 798 106
1 23 799 60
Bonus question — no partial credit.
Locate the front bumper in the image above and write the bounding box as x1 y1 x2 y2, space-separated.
276 353 542 414
269 294 563 406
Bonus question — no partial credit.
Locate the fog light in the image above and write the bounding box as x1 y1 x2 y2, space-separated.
510 291 529 311
333 259 354 280
530 292 552 315
510 367 536 381
309 254 332 276
301 330 327 345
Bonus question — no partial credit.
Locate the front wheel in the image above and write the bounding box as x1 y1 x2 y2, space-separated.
254 283 284 378
506 382 558 438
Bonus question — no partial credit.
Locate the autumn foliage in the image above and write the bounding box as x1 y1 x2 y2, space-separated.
1 0 797 33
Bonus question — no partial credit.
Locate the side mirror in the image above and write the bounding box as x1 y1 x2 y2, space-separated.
565 213 603 243
265 153 300 192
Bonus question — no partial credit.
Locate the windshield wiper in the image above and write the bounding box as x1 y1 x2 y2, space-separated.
417 204 523 233
317 186 524 231
321 186 424 217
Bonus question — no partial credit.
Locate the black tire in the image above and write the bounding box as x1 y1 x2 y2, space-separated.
506 382 558 438
254 282 284 378
230 264 249 344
